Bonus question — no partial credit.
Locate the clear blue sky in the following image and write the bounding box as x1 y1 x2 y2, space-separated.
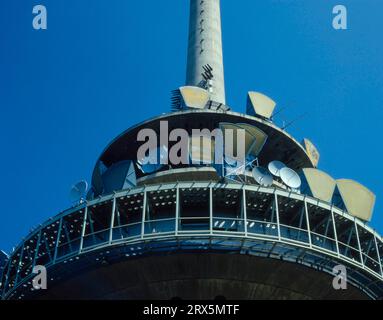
0 0 382 252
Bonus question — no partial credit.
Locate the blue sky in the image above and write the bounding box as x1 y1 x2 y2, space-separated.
0 0 382 252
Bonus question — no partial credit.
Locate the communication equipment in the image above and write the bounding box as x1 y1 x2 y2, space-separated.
252 167 273 187
302 138 320 168
206 100 230 112
138 145 168 174
281 113 308 131
268 161 286 177
335 179 376 222
246 92 276 120
219 123 268 160
202 64 214 82
69 180 88 204
102 160 137 194
171 86 210 111
219 123 253 161
180 86 210 109
171 89 182 111
92 161 107 197
300 168 336 202
218 122 269 183
236 124 268 158
280 167 302 189
224 157 245 177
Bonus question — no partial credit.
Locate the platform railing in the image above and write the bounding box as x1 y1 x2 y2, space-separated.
1 182 382 299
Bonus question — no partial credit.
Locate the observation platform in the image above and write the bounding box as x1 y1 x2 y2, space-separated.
1 183 382 300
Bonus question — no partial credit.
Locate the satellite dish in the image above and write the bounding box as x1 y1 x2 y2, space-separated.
252 167 273 187
280 167 302 189
138 145 168 174
70 180 88 204
268 161 286 177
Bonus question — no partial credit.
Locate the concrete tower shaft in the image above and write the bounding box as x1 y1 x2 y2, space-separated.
186 0 226 104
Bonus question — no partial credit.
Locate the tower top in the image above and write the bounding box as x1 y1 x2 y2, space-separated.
186 0 226 105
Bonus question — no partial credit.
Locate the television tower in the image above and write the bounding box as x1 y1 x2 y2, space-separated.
1 0 382 300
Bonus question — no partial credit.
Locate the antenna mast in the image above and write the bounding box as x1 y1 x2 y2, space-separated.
186 0 226 105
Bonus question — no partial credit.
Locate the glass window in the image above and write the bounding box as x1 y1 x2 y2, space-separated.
179 188 210 231
308 205 336 253
377 239 383 274
57 210 86 257
246 191 277 237
334 215 361 263
5 247 23 290
213 189 244 232
36 220 61 267
278 197 308 243
113 193 143 241
357 225 380 274
18 233 39 281
145 190 176 235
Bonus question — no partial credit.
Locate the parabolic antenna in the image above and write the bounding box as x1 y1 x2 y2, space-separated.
219 123 256 160
70 180 88 203
138 145 168 174
252 167 273 187
280 167 302 189
268 161 286 177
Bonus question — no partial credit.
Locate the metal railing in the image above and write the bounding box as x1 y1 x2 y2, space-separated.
1 182 382 299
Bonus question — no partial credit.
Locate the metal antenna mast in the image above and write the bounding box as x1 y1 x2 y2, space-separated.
186 0 226 105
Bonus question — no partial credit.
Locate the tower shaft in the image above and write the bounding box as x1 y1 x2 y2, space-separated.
186 0 226 104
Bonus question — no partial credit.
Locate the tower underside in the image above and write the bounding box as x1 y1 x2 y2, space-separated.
32 253 368 300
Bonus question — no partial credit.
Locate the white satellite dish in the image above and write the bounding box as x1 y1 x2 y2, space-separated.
70 180 88 203
280 167 302 189
268 161 286 177
252 167 273 187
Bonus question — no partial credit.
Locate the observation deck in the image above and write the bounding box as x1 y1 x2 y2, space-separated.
1 182 382 299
